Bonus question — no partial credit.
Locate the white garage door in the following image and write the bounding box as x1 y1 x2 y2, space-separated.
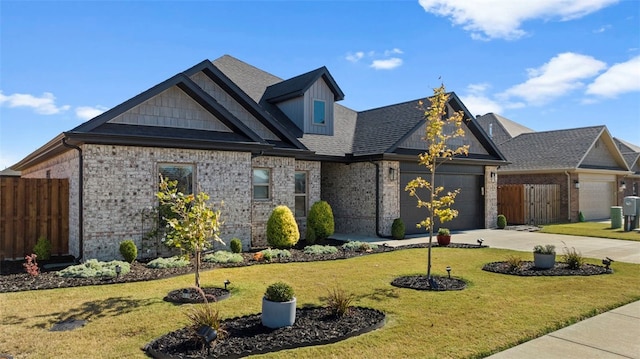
579 180 615 220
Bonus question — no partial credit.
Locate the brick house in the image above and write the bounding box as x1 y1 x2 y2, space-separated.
615 138 640 198
477 113 633 223
12 55 506 260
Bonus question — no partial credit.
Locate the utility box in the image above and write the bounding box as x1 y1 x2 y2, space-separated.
623 196 640 216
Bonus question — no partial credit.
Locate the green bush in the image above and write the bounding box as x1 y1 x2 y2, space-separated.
533 244 555 254
305 226 317 245
119 240 138 263
342 241 378 252
563 246 585 269
303 245 338 255
325 286 355 317
33 237 52 260
203 251 243 264
147 256 190 269
306 201 335 241
264 281 295 302
391 218 405 240
230 238 243 253
505 255 523 271
497 215 507 229
58 259 130 278
259 248 291 261
266 205 300 248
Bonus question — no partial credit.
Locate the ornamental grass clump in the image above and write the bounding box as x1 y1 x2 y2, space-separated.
147 256 190 269
505 255 523 271
58 259 130 278
266 205 300 249
325 286 355 317
185 287 226 339
563 245 585 270
264 281 295 302
203 251 243 264
533 244 556 254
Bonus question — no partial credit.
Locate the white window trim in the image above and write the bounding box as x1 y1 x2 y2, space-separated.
294 171 308 217
253 168 271 200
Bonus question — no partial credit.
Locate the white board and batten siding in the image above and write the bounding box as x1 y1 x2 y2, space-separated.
578 173 616 220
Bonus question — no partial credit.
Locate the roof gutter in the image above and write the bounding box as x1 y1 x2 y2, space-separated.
62 137 84 262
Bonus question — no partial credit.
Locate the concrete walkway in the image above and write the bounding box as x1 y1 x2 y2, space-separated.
332 229 640 358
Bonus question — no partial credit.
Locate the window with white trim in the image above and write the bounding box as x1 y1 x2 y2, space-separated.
294 171 307 217
158 163 195 194
313 100 325 125
253 168 270 200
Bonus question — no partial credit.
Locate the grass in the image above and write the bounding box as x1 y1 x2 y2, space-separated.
1 248 639 358
540 221 640 241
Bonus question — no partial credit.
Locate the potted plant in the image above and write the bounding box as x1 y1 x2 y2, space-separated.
436 228 451 246
533 244 556 269
261 281 296 328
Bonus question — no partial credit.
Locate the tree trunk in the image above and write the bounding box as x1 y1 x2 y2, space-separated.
195 250 201 288
427 167 435 280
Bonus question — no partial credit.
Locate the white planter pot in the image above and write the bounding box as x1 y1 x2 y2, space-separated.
261 297 296 329
533 252 556 269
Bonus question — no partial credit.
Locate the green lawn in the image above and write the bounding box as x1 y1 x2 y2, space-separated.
1 248 639 358
540 222 640 241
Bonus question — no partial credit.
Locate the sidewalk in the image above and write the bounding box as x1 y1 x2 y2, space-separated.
332 229 640 358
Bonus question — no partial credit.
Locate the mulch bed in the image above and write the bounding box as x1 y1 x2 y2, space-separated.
144 306 386 359
391 275 467 291
164 287 230 304
482 261 612 276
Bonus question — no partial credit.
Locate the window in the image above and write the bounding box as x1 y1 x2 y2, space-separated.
313 100 325 125
294 171 307 217
159 163 194 194
253 168 270 200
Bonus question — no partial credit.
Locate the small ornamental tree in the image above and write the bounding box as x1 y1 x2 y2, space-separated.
405 83 469 279
156 176 224 288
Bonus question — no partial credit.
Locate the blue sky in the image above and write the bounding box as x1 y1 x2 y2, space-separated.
1 0 639 169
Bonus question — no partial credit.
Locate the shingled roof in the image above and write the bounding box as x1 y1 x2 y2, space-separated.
262 66 344 103
476 113 534 145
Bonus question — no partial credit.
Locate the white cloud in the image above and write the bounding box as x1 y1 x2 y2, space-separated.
370 58 403 70
500 52 606 105
418 0 618 40
0 91 70 115
586 56 640 97
345 51 364 63
76 105 108 120
593 24 612 33
345 49 405 70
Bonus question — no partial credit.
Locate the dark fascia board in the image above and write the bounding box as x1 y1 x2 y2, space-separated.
182 61 308 150
11 133 68 171
70 70 266 145
264 66 345 103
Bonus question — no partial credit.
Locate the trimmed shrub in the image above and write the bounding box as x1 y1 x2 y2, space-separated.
342 241 378 252
391 218 405 240
58 259 130 278
147 256 190 269
259 248 291 261
33 237 52 260
303 245 338 255
497 214 507 229
266 205 300 248
203 251 243 264
306 201 335 241
119 240 138 263
230 238 243 253
305 226 317 245
264 281 294 302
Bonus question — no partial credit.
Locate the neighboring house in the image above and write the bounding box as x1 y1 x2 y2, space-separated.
615 137 640 197
477 113 632 223
12 55 506 260
0 168 20 177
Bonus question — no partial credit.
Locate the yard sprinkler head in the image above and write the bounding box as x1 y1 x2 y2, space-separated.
115 264 121 279
602 257 614 271
446 266 451 279
477 238 484 247
224 279 231 290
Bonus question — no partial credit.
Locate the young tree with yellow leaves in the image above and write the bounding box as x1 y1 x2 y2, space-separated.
405 83 469 280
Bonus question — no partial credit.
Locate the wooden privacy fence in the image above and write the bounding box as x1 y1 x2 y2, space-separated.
0 177 69 260
498 184 560 225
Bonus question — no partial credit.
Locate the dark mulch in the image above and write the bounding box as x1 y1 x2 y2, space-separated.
482 261 612 276
391 275 467 291
164 287 230 304
144 306 386 359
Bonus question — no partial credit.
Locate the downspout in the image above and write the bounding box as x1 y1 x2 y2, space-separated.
565 171 571 222
371 161 391 238
63 138 83 262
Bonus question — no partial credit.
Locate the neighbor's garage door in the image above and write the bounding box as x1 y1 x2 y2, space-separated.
400 162 484 234
579 174 615 220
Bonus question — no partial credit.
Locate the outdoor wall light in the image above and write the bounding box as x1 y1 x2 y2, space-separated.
115 264 121 279
446 266 452 279
490 171 497 182
574 181 580 189
224 279 231 290
620 181 627 191
196 325 218 354
389 167 396 181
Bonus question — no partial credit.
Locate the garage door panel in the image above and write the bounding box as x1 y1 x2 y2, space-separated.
401 171 483 234
579 181 614 220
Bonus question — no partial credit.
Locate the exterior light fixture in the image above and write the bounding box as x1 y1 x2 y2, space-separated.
224 279 231 290
490 171 497 182
446 266 451 279
602 257 614 271
620 181 627 191
115 264 121 279
574 181 580 189
477 238 484 247
389 167 396 181
196 325 218 355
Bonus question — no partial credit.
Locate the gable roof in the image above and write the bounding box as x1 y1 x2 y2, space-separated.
498 125 629 173
262 66 345 103
476 113 534 145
